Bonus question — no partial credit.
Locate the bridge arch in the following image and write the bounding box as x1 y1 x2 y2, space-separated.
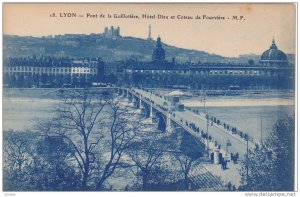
141 101 151 117
153 110 167 131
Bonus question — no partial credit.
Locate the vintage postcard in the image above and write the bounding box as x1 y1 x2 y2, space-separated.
2 3 296 193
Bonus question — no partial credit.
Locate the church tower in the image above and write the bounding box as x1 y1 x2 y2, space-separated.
148 25 152 40
152 36 165 61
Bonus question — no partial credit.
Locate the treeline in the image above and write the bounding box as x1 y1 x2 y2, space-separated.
3 129 209 191
239 116 295 191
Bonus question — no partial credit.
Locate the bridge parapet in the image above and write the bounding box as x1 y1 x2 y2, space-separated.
122 87 255 160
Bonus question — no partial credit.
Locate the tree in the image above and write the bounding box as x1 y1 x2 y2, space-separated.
239 116 295 191
169 130 205 190
36 88 142 190
3 130 81 191
248 59 254 65
127 133 167 190
94 98 142 190
3 131 36 191
35 136 81 190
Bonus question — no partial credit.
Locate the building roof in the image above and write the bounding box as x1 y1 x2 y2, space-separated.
260 39 288 64
165 90 185 96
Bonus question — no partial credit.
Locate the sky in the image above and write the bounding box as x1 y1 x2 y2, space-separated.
3 3 296 57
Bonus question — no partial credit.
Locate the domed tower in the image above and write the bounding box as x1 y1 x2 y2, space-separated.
152 36 165 61
259 39 288 66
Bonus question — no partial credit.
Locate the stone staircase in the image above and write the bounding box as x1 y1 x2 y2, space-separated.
189 165 225 191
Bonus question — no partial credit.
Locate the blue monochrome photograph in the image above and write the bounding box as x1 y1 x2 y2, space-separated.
2 3 296 192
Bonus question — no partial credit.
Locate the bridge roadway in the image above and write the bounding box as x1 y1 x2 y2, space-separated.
127 88 256 157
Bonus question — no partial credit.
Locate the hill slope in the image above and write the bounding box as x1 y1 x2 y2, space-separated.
3 34 234 63
3 34 294 64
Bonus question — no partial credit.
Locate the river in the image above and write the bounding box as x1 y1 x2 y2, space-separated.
2 88 295 143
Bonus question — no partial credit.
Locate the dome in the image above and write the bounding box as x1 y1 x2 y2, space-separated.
152 37 165 61
260 39 288 65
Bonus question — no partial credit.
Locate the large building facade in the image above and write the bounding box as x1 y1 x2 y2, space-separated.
3 57 104 88
123 37 294 89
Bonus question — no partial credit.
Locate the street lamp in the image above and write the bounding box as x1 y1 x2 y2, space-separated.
203 88 206 114
205 114 210 153
226 139 231 157
260 113 263 146
245 133 249 181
